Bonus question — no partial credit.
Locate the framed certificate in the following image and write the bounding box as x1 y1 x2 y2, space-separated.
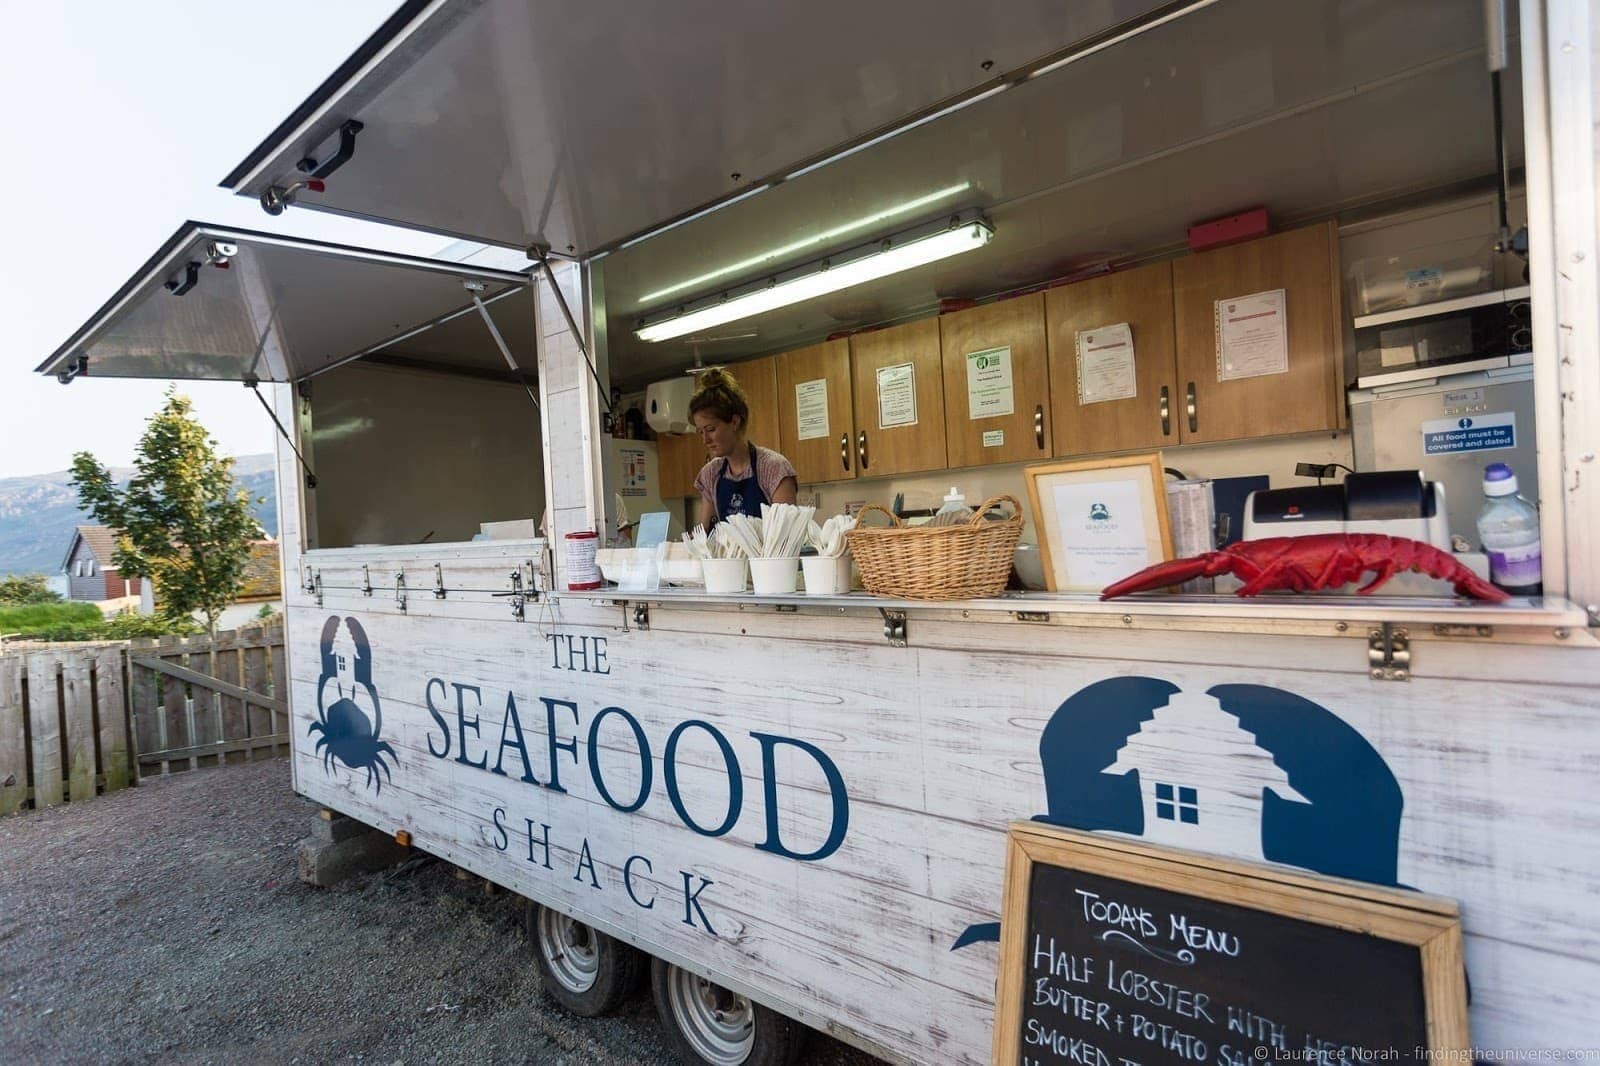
1023 453 1173 593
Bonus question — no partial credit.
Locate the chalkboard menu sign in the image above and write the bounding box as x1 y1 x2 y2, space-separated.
993 824 1468 1065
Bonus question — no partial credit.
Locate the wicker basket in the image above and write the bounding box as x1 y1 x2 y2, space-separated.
846 495 1025 600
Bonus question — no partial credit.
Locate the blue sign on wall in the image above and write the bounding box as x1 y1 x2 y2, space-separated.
1420 411 1515 455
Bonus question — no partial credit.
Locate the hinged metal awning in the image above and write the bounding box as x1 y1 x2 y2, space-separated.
35 222 530 384
217 0 1185 255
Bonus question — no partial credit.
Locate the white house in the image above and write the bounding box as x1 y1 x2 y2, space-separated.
139 538 283 629
1103 690 1309 861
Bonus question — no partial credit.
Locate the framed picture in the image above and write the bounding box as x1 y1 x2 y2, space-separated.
1023 453 1173 593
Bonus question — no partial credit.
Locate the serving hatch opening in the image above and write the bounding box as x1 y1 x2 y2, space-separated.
583 0 1562 611
35 223 548 554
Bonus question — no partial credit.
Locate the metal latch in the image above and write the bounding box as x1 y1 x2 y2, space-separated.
312 569 323 607
395 571 408 613
1368 624 1410 681
880 608 907 647
493 568 529 621
360 565 372 596
433 563 448 599
633 603 650 630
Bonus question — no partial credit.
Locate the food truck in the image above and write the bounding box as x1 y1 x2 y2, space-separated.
35 0 1600 1061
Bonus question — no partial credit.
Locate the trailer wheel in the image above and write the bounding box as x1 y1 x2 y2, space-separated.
651 957 806 1066
526 902 644 1016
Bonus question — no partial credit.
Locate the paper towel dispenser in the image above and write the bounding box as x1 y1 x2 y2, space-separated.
645 377 695 434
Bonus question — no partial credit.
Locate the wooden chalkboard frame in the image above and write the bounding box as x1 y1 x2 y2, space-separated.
992 823 1469 1064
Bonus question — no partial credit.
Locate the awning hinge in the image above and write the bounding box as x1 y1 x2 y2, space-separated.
880 608 908 648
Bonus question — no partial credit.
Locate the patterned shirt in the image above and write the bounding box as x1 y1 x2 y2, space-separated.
694 445 797 517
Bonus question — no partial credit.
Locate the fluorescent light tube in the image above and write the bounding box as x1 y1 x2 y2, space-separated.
639 182 972 305
636 219 993 342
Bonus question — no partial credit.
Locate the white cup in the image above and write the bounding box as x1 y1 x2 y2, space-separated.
749 556 800 596
802 555 852 595
701 557 748 594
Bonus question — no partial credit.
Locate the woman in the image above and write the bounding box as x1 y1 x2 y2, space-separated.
689 367 798 528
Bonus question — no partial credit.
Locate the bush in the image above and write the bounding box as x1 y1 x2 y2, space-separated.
99 613 202 640
0 601 101 637
0 574 62 605
0 603 199 642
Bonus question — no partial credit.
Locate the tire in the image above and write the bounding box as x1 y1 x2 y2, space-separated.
525 902 645 1016
651 956 808 1066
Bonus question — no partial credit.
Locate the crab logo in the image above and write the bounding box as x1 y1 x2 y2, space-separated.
1089 502 1111 521
309 616 397 793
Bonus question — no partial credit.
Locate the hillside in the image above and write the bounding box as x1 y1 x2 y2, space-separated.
0 454 278 578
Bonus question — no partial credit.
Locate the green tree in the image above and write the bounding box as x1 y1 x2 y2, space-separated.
0 573 61 604
70 390 262 635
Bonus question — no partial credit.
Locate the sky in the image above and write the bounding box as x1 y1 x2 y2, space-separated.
0 1 459 479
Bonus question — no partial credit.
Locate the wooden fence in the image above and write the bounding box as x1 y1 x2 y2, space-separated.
0 622 286 814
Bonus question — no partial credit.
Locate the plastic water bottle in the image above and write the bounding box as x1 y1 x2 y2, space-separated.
937 487 968 517
1476 462 1542 596
930 487 973 526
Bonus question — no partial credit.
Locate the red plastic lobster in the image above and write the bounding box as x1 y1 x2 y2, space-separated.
1100 533 1509 602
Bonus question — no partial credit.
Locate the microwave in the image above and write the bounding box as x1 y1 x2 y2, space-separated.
1352 286 1530 389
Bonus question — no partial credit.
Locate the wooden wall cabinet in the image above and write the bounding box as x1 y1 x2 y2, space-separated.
939 292 1052 468
777 339 856 483
849 318 947 478
1045 261 1178 456
656 433 704 499
1171 221 1343 445
726 355 780 451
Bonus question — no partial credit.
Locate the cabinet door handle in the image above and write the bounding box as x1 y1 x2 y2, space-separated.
840 433 850 473
857 430 869 471
1034 404 1045 449
1160 385 1171 436
1186 381 1197 433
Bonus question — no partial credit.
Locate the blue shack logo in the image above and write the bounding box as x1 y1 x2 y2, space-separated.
310 615 397 793
955 677 1402 948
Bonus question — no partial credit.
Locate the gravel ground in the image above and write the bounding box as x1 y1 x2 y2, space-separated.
0 760 881 1066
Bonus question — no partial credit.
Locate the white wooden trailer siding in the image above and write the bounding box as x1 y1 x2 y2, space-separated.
269 251 1600 1062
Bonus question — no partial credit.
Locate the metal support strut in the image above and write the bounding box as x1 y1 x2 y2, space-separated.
464 281 540 412
244 376 318 489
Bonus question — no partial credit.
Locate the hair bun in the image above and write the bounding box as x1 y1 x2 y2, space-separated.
692 366 738 395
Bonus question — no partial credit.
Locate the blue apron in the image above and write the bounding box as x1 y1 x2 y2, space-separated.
714 444 768 523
